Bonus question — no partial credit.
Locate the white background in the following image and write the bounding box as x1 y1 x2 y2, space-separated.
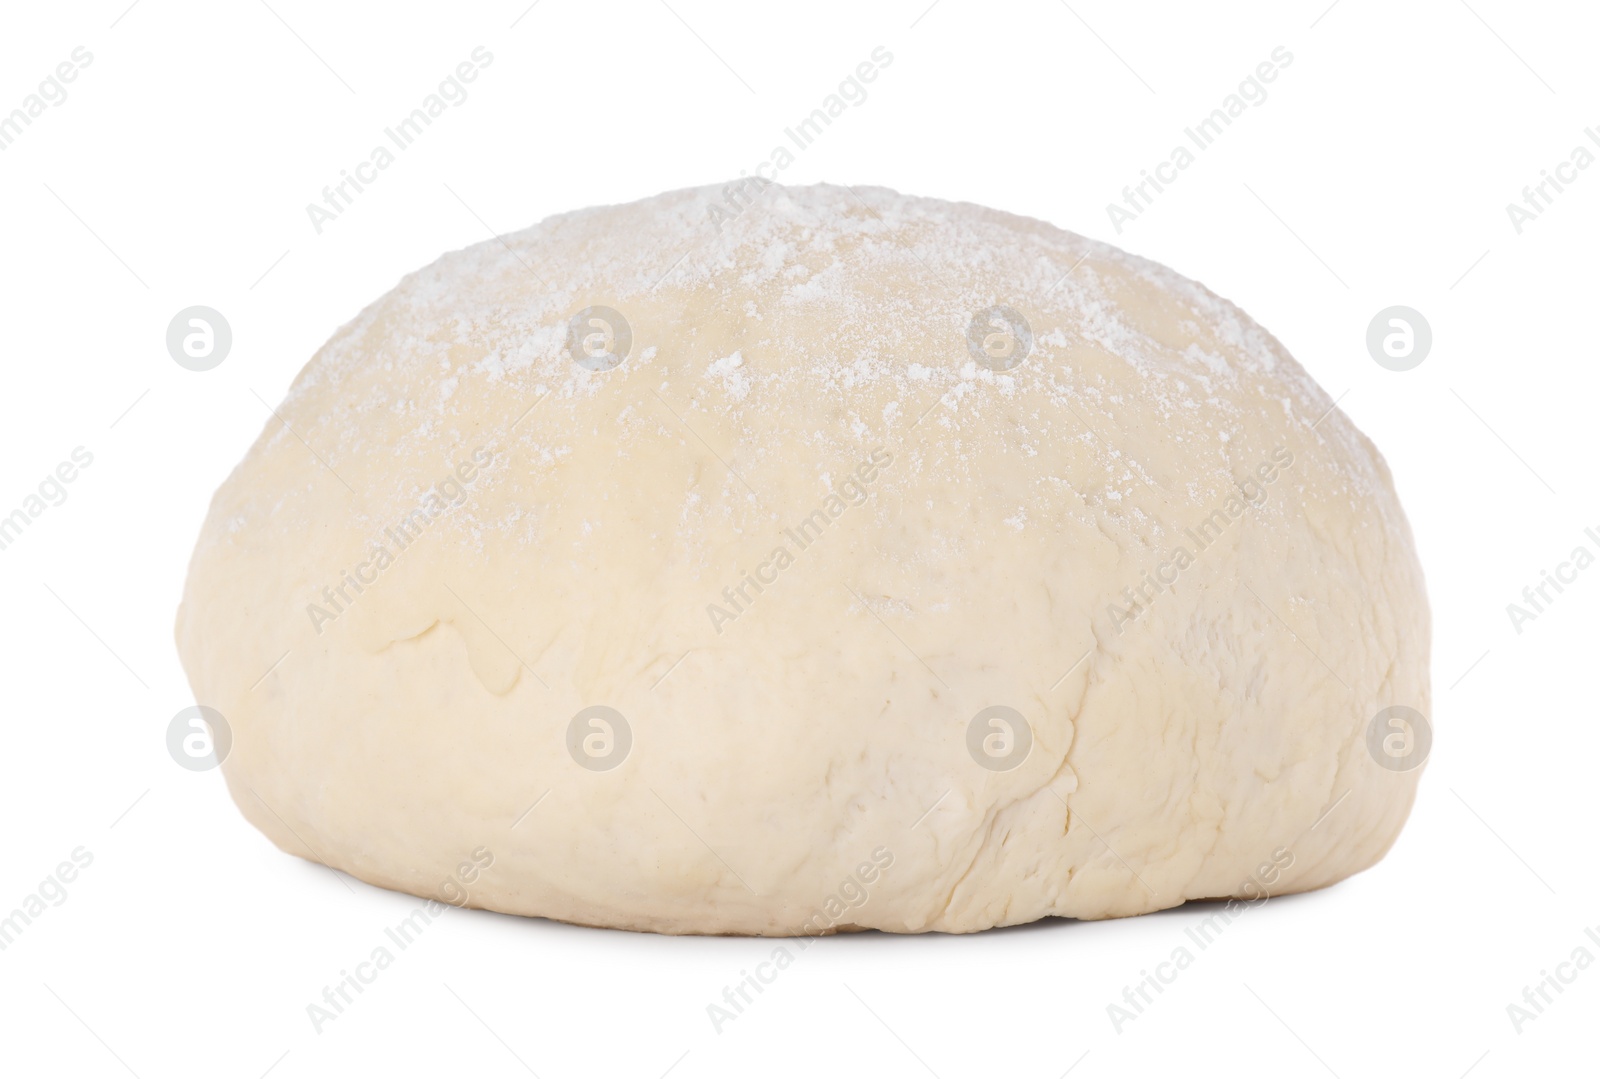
1 1 1595 1076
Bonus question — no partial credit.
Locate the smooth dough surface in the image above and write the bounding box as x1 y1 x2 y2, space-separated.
176 182 1429 935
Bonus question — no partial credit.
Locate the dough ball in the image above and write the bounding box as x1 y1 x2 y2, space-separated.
175 182 1429 934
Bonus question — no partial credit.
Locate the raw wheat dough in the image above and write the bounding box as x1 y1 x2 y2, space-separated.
175 182 1429 935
